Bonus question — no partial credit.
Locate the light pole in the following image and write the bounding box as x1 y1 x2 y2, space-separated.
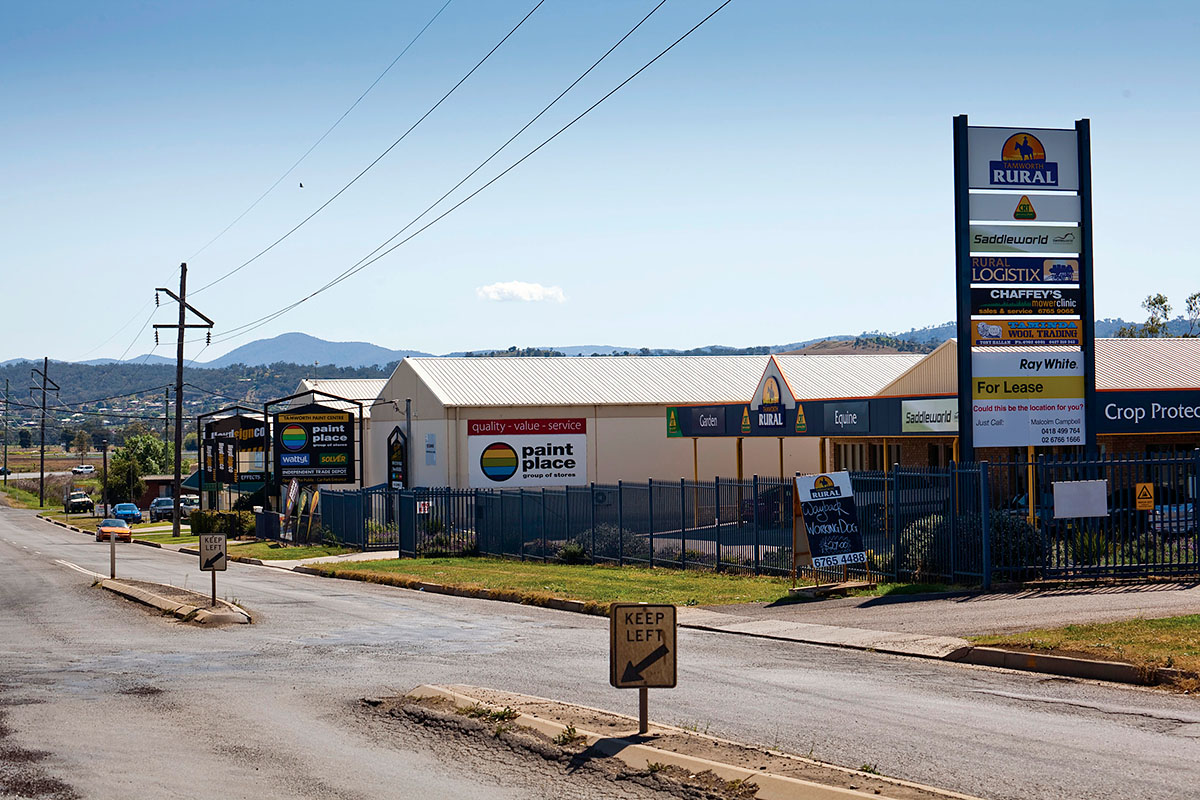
101 439 109 517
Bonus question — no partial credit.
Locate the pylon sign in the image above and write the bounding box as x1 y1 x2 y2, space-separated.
953 117 1097 458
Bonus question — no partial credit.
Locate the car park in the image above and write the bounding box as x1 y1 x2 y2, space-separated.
71 464 95 475
148 497 176 522
65 491 95 514
112 503 143 524
96 518 132 542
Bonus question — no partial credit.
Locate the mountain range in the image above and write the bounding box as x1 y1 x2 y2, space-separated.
0 317 1189 370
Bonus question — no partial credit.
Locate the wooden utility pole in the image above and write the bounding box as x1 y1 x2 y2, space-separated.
3 378 9 486
155 264 214 537
30 358 59 507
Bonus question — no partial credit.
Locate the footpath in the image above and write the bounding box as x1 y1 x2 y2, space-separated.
38 512 1200 686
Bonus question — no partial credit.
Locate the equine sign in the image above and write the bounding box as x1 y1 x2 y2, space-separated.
967 127 1079 191
794 472 866 569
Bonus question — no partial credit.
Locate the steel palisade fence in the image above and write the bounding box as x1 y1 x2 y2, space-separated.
309 450 1199 586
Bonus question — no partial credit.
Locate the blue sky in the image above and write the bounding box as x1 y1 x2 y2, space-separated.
3 1 1198 362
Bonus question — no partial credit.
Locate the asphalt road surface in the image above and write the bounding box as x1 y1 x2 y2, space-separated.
3 507 1200 800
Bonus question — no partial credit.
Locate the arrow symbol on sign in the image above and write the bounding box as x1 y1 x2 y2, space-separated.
203 552 224 569
622 643 669 684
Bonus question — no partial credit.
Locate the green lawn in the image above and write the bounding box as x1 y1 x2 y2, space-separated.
309 557 801 608
39 509 186 531
971 614 1200 674
134 532 205 545
231 541 357 561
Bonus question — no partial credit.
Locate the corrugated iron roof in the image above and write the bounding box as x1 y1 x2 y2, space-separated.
291 379 388 417
404 356 770 407
774 353 928 400
1096 338 1200 390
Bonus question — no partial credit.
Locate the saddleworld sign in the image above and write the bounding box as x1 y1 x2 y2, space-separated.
272 403 356 483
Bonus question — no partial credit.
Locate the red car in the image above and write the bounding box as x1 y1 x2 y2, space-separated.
96 518 132 542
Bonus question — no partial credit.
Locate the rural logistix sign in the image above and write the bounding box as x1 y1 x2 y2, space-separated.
467 418 587 488
272 403 355 482
972 351 1085 447
795 472 866 569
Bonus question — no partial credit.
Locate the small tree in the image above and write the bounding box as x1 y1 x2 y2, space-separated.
18 430 31 449
1186 292 1200 337
1117 293 1172 338
73 431 91 462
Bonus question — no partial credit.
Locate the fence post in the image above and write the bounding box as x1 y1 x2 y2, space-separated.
679 478 686 569
752 475 760 575
590 482 596 565
714 476 722 571
617 480 624 566
891 464 901 582
648 478 655 568
980 461 992 590
541 488 548 563
519 488 526 561
360 489 368 552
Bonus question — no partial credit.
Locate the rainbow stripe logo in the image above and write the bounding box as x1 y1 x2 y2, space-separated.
479 442 518 482
280 424 308 452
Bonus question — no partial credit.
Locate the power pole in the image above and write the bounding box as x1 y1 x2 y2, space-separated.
164 386 170 445
3 378 9 485
30 358 59 507
155 263 213 537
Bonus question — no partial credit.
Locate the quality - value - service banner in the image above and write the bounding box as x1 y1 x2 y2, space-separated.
972 351 1085 447
467 418 588 488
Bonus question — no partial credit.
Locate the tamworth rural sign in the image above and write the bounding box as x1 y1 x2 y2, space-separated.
953 116 1097 457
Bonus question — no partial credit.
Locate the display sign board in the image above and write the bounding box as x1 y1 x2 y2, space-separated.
972 351 1085 447
666 407 682 438
901 398 958 433
273 403 356 483
969 193 1081 223
971 286 1080 316
972 319 1081 347
823 402 869 435
198 534 227 572
387 426 407 490
750 357 794 430
969 224 1080 254
1052 480 1109 519
467 418 587 488
970 256 1079 284
1096 390 1200 434
609 604 677 689
967 127 1079 191
794 472 866 569
202 414 266 485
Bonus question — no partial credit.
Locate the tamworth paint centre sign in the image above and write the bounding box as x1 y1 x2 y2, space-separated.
468 418 587 488
273 403 356 483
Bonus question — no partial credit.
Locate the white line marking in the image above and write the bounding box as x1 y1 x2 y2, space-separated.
54 559 104 579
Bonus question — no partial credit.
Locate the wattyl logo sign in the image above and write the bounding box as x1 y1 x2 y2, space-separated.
280 453 310 466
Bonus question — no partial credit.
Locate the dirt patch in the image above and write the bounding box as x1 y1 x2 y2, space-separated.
0 704 78 800
373 688 968 800
112 579 222 609
118 685 164 697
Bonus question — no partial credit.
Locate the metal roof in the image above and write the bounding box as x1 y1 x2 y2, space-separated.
773 353 928 400
291 379 388 417
1096 338 1200 390
404 356 771 407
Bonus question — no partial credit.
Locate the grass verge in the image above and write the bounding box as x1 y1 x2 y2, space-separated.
231 541 357 561
306 557 801 609
970 614 1200 674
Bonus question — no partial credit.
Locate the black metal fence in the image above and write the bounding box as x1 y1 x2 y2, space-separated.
311 450 1199 586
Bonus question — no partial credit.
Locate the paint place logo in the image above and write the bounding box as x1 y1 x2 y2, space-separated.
280 424 308 452
810 475 842 499
479 442 519 482
990 132 1059 187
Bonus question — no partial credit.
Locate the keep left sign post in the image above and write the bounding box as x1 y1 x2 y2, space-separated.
610 603 676 735
199 533 227 608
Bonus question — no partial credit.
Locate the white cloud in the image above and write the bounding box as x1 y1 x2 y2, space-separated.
475 280 566 303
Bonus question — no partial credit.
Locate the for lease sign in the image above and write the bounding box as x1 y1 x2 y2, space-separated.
467 418 588 488
972 351 1086 447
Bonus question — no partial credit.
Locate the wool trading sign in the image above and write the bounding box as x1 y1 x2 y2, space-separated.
272 403 356 483
954 116 1096 456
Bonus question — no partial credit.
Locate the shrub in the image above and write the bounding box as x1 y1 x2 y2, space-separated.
569 523 650 562
190 510 255 535
556 540 587 564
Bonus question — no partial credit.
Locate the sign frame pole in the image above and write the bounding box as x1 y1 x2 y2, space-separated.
1076 117 1099 457
952 114 974 462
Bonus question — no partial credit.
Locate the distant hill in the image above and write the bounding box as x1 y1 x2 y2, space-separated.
203 332 432 368
785 335 938 355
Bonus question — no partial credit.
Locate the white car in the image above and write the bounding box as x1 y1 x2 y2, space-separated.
71 464 96 475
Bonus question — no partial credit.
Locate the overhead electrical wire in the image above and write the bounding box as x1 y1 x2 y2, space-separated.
186 0 455 261
204 0 734 345
190 0 546 297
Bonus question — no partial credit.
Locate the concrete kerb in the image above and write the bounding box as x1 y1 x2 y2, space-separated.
404 684 984 800
99 579 251 625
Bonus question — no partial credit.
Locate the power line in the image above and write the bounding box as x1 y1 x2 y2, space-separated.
186 0 455 261
190 0 546 297
205 0 735 345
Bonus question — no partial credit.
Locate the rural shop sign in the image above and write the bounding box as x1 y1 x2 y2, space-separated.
971 351 1085 447
467 418 587 488
969 224 1081 255
966 127 1079 191
823 401 869 435
272 403 356 483
794 472 866 569
901 398 958 433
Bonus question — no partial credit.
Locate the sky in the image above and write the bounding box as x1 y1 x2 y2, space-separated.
3 0 1199 363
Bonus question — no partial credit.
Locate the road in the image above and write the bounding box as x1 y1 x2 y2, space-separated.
3 507 1200 800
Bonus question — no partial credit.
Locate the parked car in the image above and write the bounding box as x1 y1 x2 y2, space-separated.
96 518 132 542
65 490 95 514
0 466 10 476
71 464 95 475
1150 502 1197 535
148 497 176 523
112 503 143 524
179 495 200 519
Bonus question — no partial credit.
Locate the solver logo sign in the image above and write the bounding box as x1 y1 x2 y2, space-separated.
467 419 588 488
